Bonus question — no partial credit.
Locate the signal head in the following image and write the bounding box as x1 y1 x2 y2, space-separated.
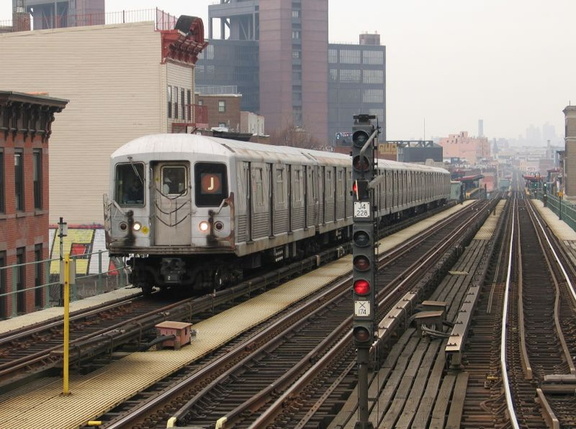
352 129 370 148
353 230 371 247
353 279 371 295
353 156 370 173
353 255 370 271
353 325 372 344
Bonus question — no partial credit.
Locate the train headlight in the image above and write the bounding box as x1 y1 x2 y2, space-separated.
199 221 210 232
133 222 142 232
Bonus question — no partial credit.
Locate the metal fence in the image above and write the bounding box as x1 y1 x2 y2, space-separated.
540 192 576 231
0 8 177 32
0 251 128 320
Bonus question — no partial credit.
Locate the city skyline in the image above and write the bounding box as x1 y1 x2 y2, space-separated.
2 0 574 142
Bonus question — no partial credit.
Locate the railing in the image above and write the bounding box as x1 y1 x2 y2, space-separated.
0 250 128 320
540 192 576 232
0 8 177 32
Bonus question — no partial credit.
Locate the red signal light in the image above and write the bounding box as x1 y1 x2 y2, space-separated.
353 279 370 295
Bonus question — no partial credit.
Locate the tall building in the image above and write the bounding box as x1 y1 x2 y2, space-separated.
197 0 386 145
563 105 576 198
329 34 386 147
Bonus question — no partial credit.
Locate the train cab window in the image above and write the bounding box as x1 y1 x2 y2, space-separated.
162 166 187 194
116 163 145 206
195 162 228 207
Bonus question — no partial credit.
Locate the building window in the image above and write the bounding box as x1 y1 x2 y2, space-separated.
340 49 361 64
328 49 338 64
33 150 42 210
293 106 302 126
34 244 43 309
363 69 384 84
14 151 24 211
16 247 25 314
0 251 6 319
0 150 4 213
329 69 338 82
204 44 214 60
187 90 192 121
292 30 301 39
292 10 300 18
292 50 301 59
363 89 384 103
218 100 226 113
181 88 186 120
363 50 384 65
167 86 172 118
339 69 361 83
174 86 179 119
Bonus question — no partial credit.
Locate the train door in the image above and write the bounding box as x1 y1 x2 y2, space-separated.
244 162 253 242
287 164 293 233
152 163 192 246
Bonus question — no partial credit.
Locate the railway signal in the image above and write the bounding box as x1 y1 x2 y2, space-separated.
351 114 378 347
351 114 378 429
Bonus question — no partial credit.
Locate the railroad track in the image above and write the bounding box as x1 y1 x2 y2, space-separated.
0 203 453 391
460 188 576 428
86 200 492 428
0 243 347 390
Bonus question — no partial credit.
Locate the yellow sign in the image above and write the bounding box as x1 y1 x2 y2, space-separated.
378 143 397 156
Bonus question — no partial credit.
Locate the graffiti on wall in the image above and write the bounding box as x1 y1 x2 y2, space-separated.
48 225 119 275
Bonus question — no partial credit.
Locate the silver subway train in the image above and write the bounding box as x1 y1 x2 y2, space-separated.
103 134 451 294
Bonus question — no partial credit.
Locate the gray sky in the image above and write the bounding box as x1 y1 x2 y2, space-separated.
2 0 574 142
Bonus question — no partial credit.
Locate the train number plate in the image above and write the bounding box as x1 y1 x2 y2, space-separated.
354 300 371 317
354 201 370 218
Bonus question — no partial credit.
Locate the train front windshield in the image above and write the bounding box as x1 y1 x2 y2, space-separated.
195 162 228 206
115 163 145 206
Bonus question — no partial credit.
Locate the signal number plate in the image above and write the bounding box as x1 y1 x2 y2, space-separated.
354 201 370 218
354 300 371 317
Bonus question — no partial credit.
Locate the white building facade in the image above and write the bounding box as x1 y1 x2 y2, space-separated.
0 15 207 224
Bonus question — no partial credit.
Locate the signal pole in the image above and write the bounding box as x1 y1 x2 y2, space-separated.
351 114 378 429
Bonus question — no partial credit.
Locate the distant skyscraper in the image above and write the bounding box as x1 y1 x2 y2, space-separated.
198 0 385 144
478 119 484 137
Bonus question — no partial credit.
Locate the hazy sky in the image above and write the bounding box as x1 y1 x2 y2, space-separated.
2 0 574 142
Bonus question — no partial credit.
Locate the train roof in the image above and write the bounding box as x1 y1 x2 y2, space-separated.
111 134 350 166
111 134 449 175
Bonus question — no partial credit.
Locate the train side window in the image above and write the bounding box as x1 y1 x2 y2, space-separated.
116 163 145 206
163 166 186 194
195 162 228 207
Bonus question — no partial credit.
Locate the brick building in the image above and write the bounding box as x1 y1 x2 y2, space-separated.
196 93 242 131
0 91 68 318
438 131 491 165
